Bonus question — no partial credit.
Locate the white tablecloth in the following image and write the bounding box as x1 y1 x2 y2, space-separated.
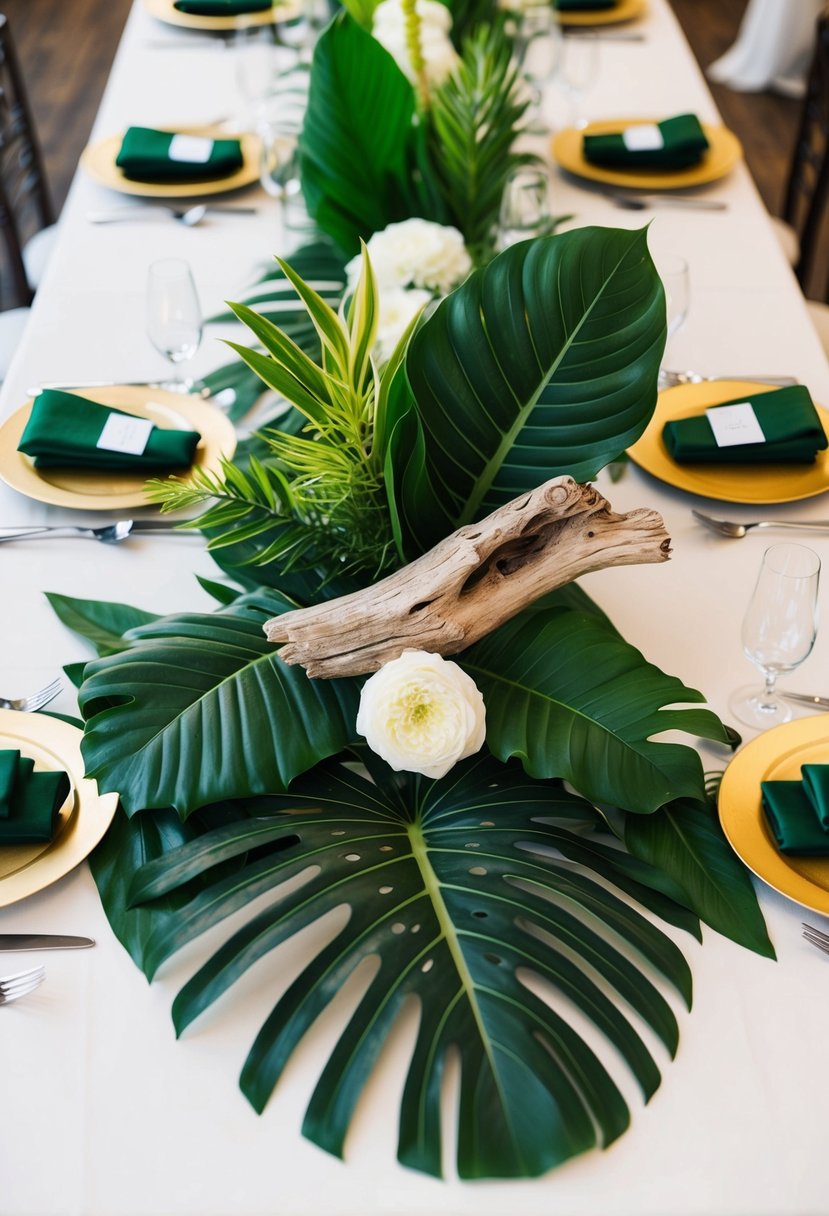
707 0 823 96
2 3 829 1213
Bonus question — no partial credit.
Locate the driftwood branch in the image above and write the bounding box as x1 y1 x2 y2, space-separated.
265 476 670 678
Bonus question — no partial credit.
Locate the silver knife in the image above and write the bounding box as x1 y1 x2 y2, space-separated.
779 692 829 710
0 934 95 951
26 381 212 397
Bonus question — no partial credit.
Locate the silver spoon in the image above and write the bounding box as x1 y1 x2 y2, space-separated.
87 204 207 226
692 509 829 538
0 520 192 544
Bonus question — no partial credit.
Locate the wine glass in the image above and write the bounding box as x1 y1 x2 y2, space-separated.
234 25 283 126
515 5 562 134
557 33 599 130
497 167 554 250
657 253 690 388
729 543 821 729
146 259 202 392
259 122 301 201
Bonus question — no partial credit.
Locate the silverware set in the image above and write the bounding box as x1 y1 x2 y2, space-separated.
803 923 829 955
661 370 798 388
0 677 62 713
692 509 829 539
0 520 193 545
0 965 45 1006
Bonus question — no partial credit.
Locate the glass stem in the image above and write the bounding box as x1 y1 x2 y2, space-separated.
761 670 777 708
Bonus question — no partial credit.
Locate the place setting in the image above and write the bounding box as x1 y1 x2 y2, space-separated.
142 0 302 32
0 257 235 512
552 0 648 27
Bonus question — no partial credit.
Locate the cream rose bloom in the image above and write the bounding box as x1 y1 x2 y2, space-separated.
356 650 487 780
346 219 472 296
374 286 432 364
372 0 459 87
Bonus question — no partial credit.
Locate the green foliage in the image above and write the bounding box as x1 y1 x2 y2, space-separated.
120 755 699 1179
149 250 400 582
389 226 667 554
624 797 776 958
76 592 360 816
299 14 418 255
465 606 732 813
427 22 536 263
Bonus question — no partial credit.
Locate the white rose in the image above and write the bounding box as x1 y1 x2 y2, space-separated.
374 286 432 364
346 219 472 296
372 0 459 87
356 650 487 780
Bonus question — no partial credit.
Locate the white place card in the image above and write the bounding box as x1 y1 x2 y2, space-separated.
705 402 766 447
622 124 664 152
96 414 154 456
167 134 214 164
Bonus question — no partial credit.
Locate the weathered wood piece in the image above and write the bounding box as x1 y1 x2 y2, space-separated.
265 476 671 678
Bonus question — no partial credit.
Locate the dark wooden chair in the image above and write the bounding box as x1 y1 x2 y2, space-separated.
0 12 54 309
783 5 829 302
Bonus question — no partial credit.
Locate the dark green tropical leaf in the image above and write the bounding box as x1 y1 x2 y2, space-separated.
126 754 697 1179
624 797 776 958
299 13 418 254
77 594 360 816
464 606 731 813
392 226 666 553
46 592 160 656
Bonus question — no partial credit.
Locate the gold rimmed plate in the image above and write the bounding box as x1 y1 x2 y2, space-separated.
0 385 236 511
143 0 300 31
627 380 829 504
555 0 646 26
80 127 260 198
0 711 119 909
551 118 742 189
719 717 829 915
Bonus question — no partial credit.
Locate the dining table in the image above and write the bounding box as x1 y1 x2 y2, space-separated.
2 1 829 1213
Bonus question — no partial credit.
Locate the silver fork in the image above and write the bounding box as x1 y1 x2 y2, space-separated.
802 923 829 955
0 520 192 545
692 509 829 539
661 369 798 388
0 677 62 712
606 192 728 212
0 965 46 1005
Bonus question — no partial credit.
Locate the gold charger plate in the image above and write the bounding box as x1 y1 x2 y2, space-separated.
556 0 646 26
0 710 119 909
551 118 742 189
719 717 829 915
0 385 236 511
627 380 829 504
143 0 300 31
80 127 260 198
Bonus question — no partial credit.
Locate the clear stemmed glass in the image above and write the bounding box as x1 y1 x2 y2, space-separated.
657 253 690 388
234 25 283 127
259 123 301 201
729 543 821 730
515 5 562 134
557 32 599 130
146 258 202 393
497 166 554 250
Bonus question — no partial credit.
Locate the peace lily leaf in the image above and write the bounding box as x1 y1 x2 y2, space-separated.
624 798 775 958
299 14 417 254
393 226 666 552
77 595 360 817
464 607 731 814
127 755 696 1179
45 592 160 656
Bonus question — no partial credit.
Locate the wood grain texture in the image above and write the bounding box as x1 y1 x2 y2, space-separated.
266 477 671 677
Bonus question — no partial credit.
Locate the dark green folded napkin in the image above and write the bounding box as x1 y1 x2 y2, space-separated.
0 750 69 845
761 780 829 856
802 765 829 831
174 0 272 12
115 126 243 183
662 385 828 465
18 390 201 472
583 114 709 170
555 0 616 10
0 750 25 820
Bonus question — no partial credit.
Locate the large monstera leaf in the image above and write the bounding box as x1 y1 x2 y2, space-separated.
123 755 698 1180
75 593 360 816
464 606 732 813
390 226 667 553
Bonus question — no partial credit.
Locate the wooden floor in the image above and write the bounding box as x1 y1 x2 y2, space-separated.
1 0 823 298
